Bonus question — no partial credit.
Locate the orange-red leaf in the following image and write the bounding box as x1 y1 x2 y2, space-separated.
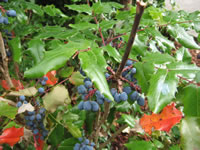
1 79 24 91
0 127 24 146
33 134 44 150
44 71 58 86
139 103 183 135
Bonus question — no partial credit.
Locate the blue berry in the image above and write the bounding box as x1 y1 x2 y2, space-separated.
19 95 25 101
73 143 80 150
42 130 48 137
97 97 104 105
3 17 9 24
91 142 95 146
43 76 48 81
83 101 92 111
38 87 45 94
81 94 87 100
77 85 87 94
78 137 83 142
28 111 35 115
24 116 29 120
95 90 104 99
39 108 46 114
29 115 35 121
137 97 145 106
123 86 132 94
41 80 46 86
16 101 22 107
104 98 112 103
84 139 90 145
91 101 99 111
33 129 39 135
131 68 136 74
130 91 139 101
24 100 28 104
114 93 120 102
36 114 42 120
120 92 128 101
126 60 133 66
0 17 4 24
86 146 93 150
105 73 110 79
6 10 16 17
110 88 117 96
84 81 92 88
78 101 84 110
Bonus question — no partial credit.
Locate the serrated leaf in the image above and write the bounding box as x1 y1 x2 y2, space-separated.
122 114 135 128
180 117 200 150
125 140 156 150
69 22 97 31
92 2 112 14
147 69 178 113
25 2 43 16
92 47 107 71
167 25 200 49
27 38 45 64
43 85 71 113
116 101 132 112
8 37 22 63
100 20 117 30
79 51 113 101
25 41 91 78
143 52 175 64
8 87 38 97
58 138 79 150
103 45 122 63
65 4 92 15
179 85 200 117
175 47 192 63
0 101 17 119
65 122 81 138
44 5 67 18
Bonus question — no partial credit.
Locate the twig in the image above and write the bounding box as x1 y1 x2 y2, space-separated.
99 124 128 149
0 32 13 88
115 1 146 79
177 75 199 86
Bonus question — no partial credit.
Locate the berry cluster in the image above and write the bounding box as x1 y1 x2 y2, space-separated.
78 100 99 112
130 91 145 106
16 95 28 107
0 0 17 25
40 76 48 86
24 108 48 140
74 138 95 150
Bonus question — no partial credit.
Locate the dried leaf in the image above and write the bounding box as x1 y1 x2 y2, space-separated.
1 79 24 91
33 134 44 150
0 127 24 146
8 87 37 97
139 103 183 135
17 103 34 114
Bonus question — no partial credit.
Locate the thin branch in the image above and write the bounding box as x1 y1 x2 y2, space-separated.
115 1 146 79
99 124 128 149
0 32 13 88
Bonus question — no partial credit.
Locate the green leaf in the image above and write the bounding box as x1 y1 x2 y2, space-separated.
132 34 148 56
27 38 45 64
179 85 200 117
59 67 74 78
147 69 178 113
121 114 135 128
44 5 68 18
25 2 44 16
0 101 17 119
43 85 71 113
116 101 132 112
24 41 91 78
100 20 117 30
134 62 154 94
79 51 113 101
142 52 175 64
169 145 181 150
175 47 192 63
65 4 92 15
92 2 112 14
167 25 200 49
92 47 107 71
65 122 82 138
48 124 65 146
69 22 97 31
58 138 79 150
195 71 200 83
8 37 22 63
3 121 21 130
69 72 84 85
125 140 156 150
103 45 122 63
180 117 200 150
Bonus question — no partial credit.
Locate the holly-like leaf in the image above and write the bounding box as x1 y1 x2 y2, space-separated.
43 85 71 113
0 127 24 146
69 22 97 31
175 47 192 63
44 70 58 86
8 37 22 63
43 5 67 18
48 124 64 146
103 45 122 63
79 51 113 101
178 85 200 117
122 114 135 128
180 117 200 150
167 24 200 49
125 140 156 150
0 101 17 119
65 122 82 138
25 41 91 78
65 4 92 15
27 38 45 64
140 103 183 135
58 138 79 150
1 79 24 91
69 72 84 85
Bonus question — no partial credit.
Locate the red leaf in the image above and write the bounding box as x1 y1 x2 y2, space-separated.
44 71 58 86
0 146 3 150
33 134 44 150
139 103 183 135
0 79 24 91
0 127 24 146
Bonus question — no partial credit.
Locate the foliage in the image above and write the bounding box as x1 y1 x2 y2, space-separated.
0 0 200 150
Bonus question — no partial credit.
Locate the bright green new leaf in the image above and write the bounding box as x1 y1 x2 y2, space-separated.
27 38 45 64
180 117 200 150
100 20 117 31
79 51 113 101
167 25 200 49
65 122 82 138
43 85 71 113
175 47 192 63
125 140 156 150
0 101 17 119
122 114 135 128
103 45 122 63
8 37 22 63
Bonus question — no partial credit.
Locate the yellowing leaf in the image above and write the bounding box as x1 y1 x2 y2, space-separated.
43 85 71 112
8 87 37 97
